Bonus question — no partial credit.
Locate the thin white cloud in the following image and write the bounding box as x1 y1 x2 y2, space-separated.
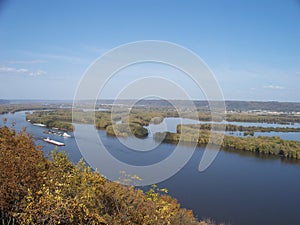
0 66 46 77
29 70 47 77
263 85 285 90
0 66 29 73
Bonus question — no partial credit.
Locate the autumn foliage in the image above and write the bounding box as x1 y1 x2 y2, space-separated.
0 126 216 225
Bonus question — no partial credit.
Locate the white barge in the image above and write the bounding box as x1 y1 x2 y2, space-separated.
43 137 65 146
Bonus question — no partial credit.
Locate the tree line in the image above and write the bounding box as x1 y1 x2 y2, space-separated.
154 125 300 160
177 124 300 134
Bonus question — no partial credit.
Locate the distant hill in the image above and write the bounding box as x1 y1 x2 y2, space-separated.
225 101 300 112
0 99 9 104
4 99 300 112
118 100 300 112
126 100 300 112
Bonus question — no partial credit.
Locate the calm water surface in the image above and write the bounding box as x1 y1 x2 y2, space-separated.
1 112 300 225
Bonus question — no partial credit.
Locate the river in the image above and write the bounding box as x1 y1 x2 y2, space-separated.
1 111 300 225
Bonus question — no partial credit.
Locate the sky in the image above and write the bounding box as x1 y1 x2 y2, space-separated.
0 0 300 102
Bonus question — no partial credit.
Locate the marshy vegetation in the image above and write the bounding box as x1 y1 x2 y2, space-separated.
177 123 300 135
106 123 148 138
154 124 300 159
25 107 170 137
23 106 300 160
24 106 300 131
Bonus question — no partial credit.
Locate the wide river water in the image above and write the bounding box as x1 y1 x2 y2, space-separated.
1 111 300 225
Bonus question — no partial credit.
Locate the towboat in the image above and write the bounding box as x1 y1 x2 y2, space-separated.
62 132 71 138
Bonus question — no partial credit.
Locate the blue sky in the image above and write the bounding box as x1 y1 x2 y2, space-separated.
0 0 299 101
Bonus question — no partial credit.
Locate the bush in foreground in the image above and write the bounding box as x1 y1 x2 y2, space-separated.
0 126 219 225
